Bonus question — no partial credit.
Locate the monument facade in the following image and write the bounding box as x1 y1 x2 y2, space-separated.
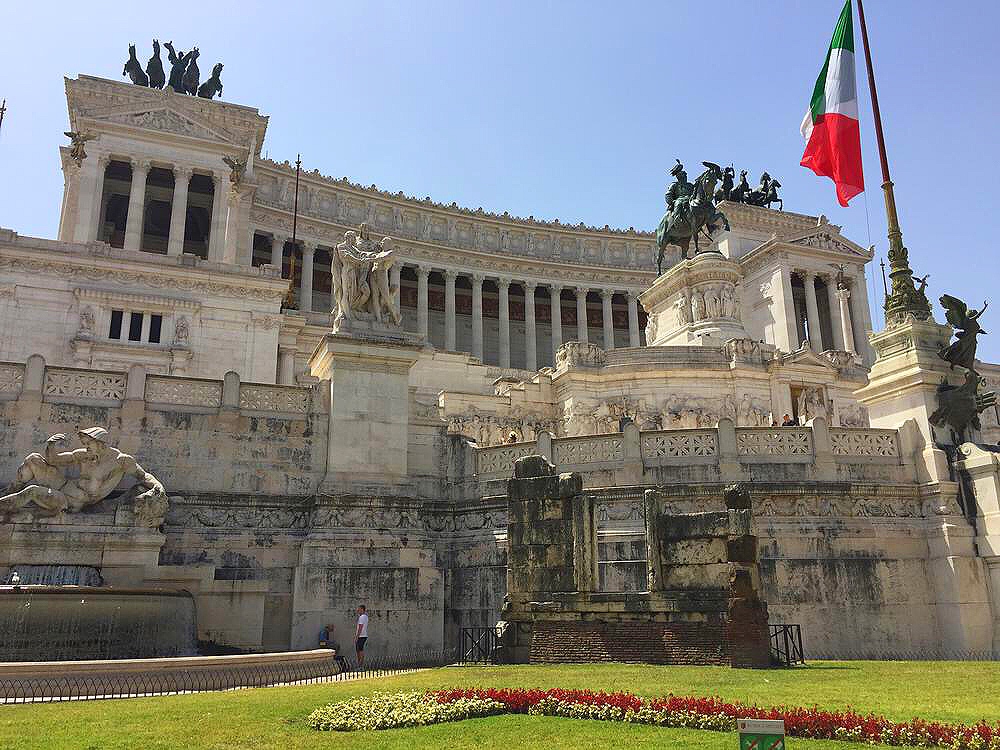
1 70 999 660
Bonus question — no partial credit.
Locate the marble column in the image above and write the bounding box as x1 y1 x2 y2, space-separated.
71 154 108 243
825 277 846 351
836 287 857 354
778 266 801 351
524 281 537 371
550 284 564 358
471 273 484 360
299 243 315 313
87 155 111 243
417 266 429 339
167 165 193 257
445 270 457 351
849 273 874 364
271 234 286 272
123 159 150 251
601 289 615 349
278 346 296 385
498 278 511 368
802 271 824 351
209 171 228 262
575 286 589 343
391 264 402 315
627 292 641 347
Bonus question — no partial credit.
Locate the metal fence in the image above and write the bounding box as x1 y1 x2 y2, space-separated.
459 626 504 664
0 649 460 704
769 624 805 666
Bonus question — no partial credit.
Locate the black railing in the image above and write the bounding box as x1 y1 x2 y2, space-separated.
769 624 805 666
0 649 459 704
459 626 504 664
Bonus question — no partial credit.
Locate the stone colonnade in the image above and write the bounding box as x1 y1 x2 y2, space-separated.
69 155 229 260
790 269 863 356
258 233 642 370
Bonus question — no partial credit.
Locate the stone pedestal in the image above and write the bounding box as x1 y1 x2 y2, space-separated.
309 321 423 488
855 317 995 655
638 252 745 347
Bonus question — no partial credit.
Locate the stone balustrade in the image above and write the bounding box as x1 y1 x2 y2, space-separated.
474 418 907 486
0 357 312 418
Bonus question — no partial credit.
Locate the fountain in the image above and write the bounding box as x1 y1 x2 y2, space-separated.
0 566 197 662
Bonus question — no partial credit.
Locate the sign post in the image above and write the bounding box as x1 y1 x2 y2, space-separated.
738 718 786 750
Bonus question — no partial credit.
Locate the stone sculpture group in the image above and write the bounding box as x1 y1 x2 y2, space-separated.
332 223 401 327
123 40 224 100
0 427 168 526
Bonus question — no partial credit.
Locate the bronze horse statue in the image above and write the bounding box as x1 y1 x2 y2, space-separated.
182 48 201 95
197 63 224 99
146 39 165 89
655 162 730 274
123 44 149 87
713 166 735 203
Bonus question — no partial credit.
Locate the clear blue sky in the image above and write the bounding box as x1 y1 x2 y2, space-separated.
1 1 997 358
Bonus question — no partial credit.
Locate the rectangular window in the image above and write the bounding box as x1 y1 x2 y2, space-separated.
149 314 163 344
109 310 124 340
128 312 143 342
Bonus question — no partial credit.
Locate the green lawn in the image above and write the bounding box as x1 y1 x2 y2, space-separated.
1 661 998 750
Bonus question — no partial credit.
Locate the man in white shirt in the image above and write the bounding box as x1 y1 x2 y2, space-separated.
355 605 369 667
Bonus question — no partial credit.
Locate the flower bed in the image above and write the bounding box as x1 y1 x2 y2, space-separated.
308 691 505 731
431 688 1000 749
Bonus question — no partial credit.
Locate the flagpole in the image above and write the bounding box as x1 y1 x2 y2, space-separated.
854 0 930 323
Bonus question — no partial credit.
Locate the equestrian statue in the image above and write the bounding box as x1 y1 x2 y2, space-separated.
655 160 730 275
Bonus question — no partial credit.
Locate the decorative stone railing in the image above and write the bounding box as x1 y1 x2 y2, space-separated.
736 428 812 461
146 376 223 409
554 433 625 468
239 383 311 414
0 357 315 420
476 442 538 478
641 429 718 465
471 418 912 484
43 367 127 404
829 428 899 460
0 363 25 399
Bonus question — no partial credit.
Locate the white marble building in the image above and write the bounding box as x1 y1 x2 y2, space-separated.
12 73 995 660
2 75 873 395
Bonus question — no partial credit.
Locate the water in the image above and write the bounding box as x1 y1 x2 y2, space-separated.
0 586 197 661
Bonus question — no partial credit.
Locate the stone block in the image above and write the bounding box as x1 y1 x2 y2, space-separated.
659 538 728 566
726 535 757 564
513 455 555 478
660 563 730 590
658 511 729 542
724 483 751 510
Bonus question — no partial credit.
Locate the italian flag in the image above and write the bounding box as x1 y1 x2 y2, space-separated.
800 0 864 207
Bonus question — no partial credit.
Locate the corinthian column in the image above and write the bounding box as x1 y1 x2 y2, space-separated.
417 266 429 339
300 243 315 313
271 234 286 272
498 278 511 368
123 159 150 251
445 270 457 351
471 273 484 360
524 281 537 371
575 286 589 343
550 284 563 358
167 165 193 257
601 289 615 349
826 277 846 350
802 271 824 351
209 171 229 261
836 286 857 354
627 292 641 347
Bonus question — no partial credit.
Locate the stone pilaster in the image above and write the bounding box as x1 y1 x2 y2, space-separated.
444 270 457 351
209 171 229 262
417 266 429 339
627 292 640 347
550 284 563 358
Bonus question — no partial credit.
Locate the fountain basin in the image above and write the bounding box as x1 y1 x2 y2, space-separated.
0 586 197 661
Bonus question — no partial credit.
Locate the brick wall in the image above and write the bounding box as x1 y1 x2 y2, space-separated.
529 620 729 665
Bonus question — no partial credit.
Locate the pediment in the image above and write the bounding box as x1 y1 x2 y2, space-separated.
90 105 236 144
786 226 871 258
781 347 840 370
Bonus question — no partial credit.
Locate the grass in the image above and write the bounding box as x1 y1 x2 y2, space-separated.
1 661 998 750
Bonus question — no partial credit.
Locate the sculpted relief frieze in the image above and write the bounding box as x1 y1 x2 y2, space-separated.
99 109 228 142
